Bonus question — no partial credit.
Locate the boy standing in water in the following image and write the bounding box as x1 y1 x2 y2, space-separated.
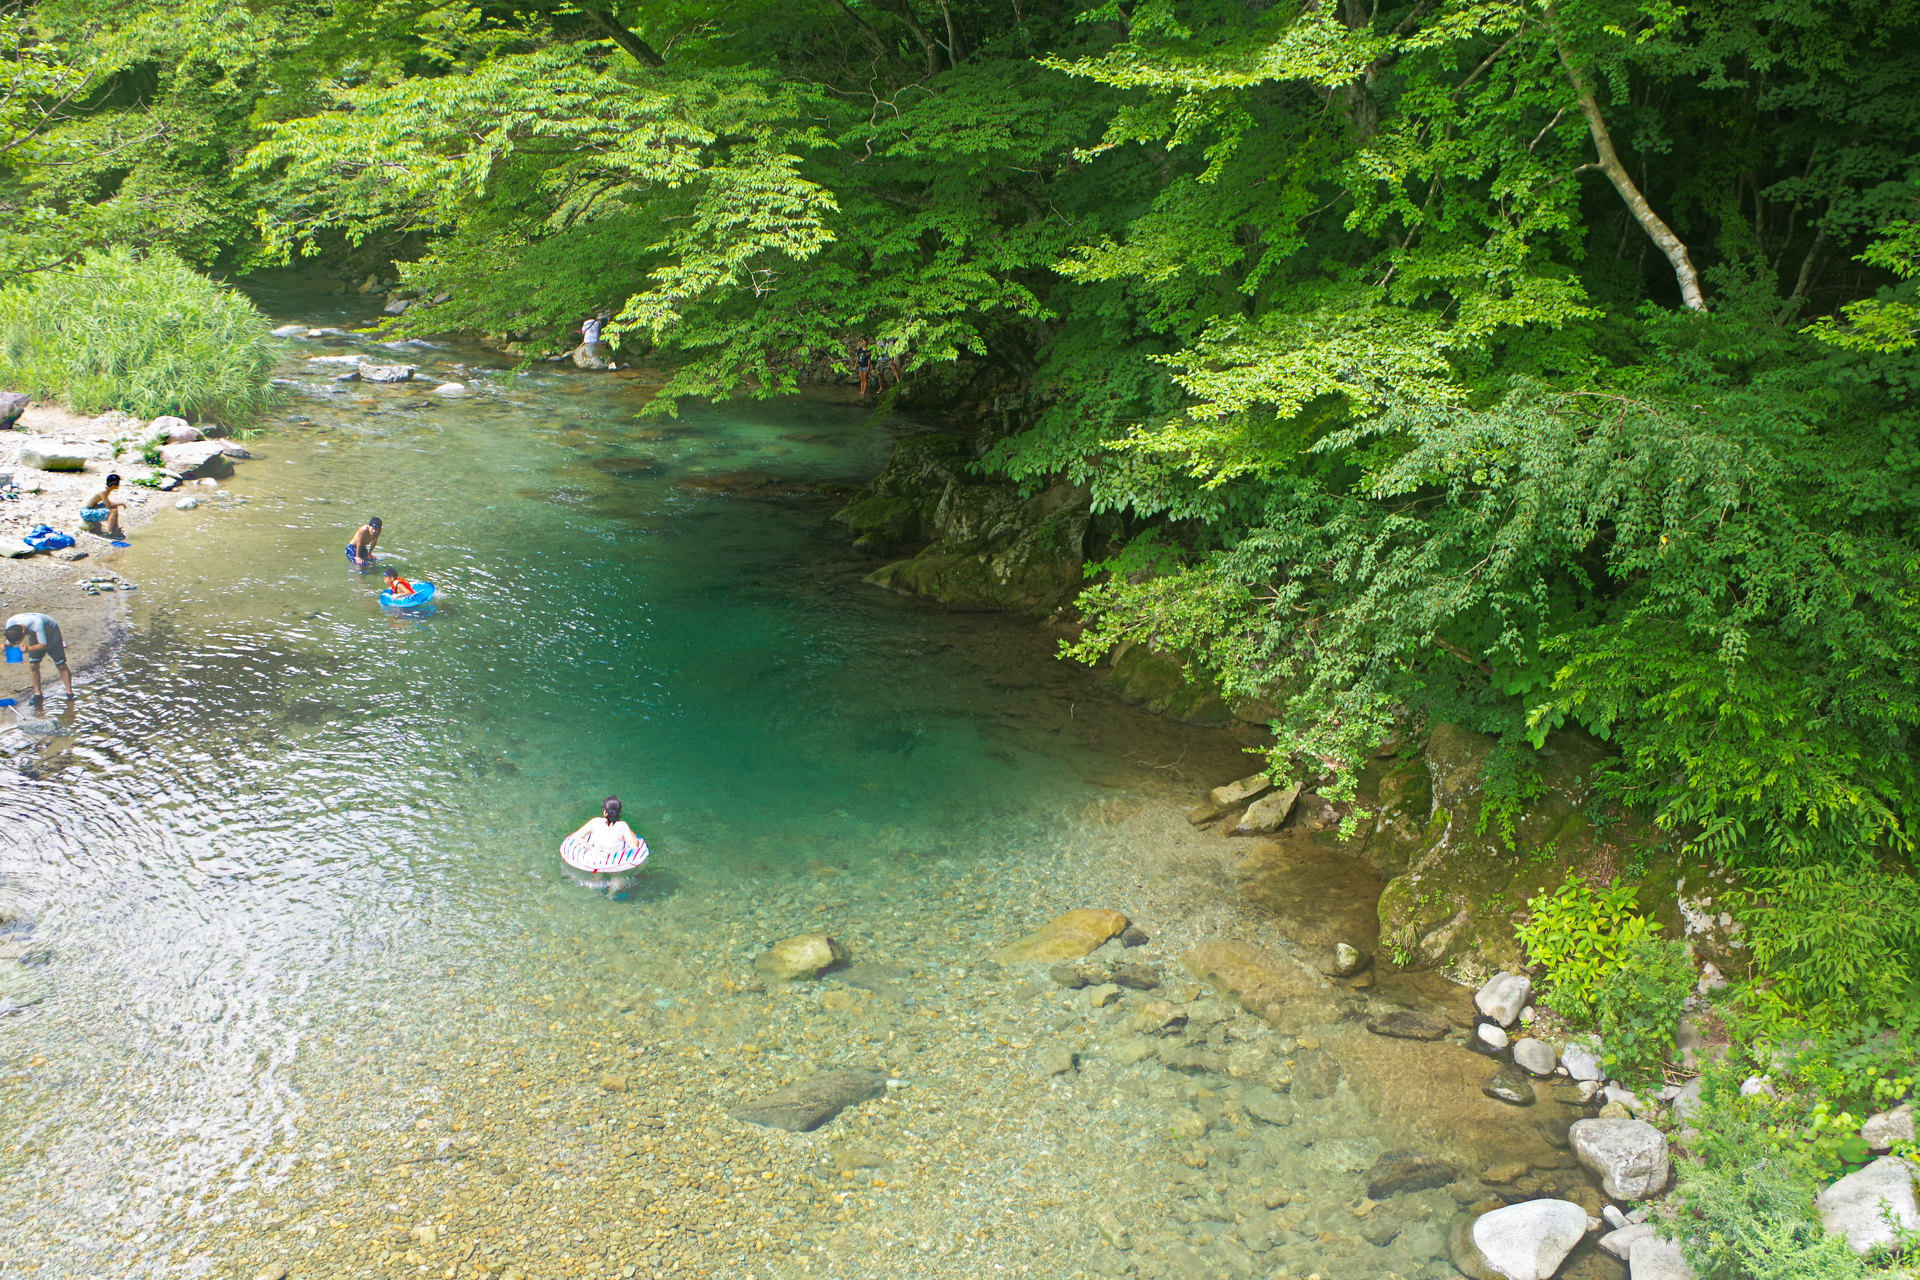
347 516 382 565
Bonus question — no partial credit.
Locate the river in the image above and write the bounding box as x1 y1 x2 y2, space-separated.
0 301 1586 1280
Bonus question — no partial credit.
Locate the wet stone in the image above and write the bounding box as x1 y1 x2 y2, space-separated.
1366 1150 1459 1199
729 1069 889 1133
1366 1009 1453 1041
1482 1064 1537 1107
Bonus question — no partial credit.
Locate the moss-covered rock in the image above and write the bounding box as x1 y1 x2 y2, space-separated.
1367 725 1672 985
1107 644 1233 727
833 432 971 554
864 479 1091 613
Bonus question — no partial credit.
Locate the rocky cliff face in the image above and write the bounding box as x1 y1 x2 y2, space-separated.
837 433 1094 614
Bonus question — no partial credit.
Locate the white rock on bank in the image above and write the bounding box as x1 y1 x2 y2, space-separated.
1861 1104 1916 1149
1561 1040 1605 1082
3 539 35 558
1599 1222 1654 1259
1571 1118 1671 1200
1471 1199 1591 1280
1474 972 1532 1027
15 437 99 471
1477 1024 1510 1051
1628 1235 1694 1280
1816 1156 1919 1255
150 415 199 443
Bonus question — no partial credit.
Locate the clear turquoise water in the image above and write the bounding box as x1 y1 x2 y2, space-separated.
0 314 1165 1268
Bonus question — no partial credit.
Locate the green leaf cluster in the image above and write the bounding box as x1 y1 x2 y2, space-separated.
1513 874 1659 1019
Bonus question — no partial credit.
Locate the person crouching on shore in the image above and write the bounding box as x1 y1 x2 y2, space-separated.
81 474 126 540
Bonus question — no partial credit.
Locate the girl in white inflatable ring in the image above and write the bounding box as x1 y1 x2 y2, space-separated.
561 795 649 898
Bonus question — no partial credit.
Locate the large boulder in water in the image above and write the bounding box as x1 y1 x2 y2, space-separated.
864 479 1092 614
159 441 232 478
356 363 416 383
730 1069 888 1132
755 933 847 981
993 909 1129 964
1181 939 1332 1029
1450 1199 1591 1280
572 341 613 370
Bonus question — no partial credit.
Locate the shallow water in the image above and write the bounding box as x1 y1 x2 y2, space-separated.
0 309 1600 1280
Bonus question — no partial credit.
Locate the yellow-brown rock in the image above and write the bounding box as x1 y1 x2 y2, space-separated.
1182 939 1331 1028
756 932 849 980
992 908 1130 964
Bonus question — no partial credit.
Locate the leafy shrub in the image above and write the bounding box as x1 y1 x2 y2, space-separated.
0 246 275 423
1594 935 1695 1083
1730 862 1920 1021
1514 876 1661 1019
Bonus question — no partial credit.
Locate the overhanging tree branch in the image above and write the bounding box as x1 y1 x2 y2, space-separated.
1551 29 1706 311
582 7 664 67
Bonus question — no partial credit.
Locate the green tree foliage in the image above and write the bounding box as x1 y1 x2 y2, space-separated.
3 0 1918 911
0 245 274 421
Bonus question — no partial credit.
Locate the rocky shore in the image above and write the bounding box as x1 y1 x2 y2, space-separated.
0 402 255 700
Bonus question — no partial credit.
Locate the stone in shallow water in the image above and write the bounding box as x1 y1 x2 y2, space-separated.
357 362 416 382
1482 1064 1537 1107
1452 1199 1590 1280
992 908 1130 963
1513 1037 1558 1076
1325 941 1369 976
755 932 847 980
1366 1150 1458 1199
729 1069 889 1133
1182 939 1330 1028
1229 784 1301 836
1366 1009 1453 1041
1475 972 1532 1027
1477 1023 1510 1051
1187 772 1271 824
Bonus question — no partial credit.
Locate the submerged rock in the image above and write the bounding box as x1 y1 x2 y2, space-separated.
729 1069 888 1133
1366 1009 1453 1042
992 908 1129 963
1325 942 1370 977
1182 939 1329 1027
1482 1064 1537 1107
1366 1150 1458 1199
755 933 848 980
1571 1118 1670 1200
1815 1155 1918 1255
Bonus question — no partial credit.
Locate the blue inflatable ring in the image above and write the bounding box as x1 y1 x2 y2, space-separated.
378 582 436 608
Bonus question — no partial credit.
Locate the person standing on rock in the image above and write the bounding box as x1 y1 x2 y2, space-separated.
4 612 74 702
346 516 382 566
581 315 603 347
854 338 873 400
81 474 126 540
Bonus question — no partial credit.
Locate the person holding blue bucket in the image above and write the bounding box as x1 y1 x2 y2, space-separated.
4 612 74 702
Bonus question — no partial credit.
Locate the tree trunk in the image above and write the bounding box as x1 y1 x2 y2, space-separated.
582 8 665 67
1553 38 1707 311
